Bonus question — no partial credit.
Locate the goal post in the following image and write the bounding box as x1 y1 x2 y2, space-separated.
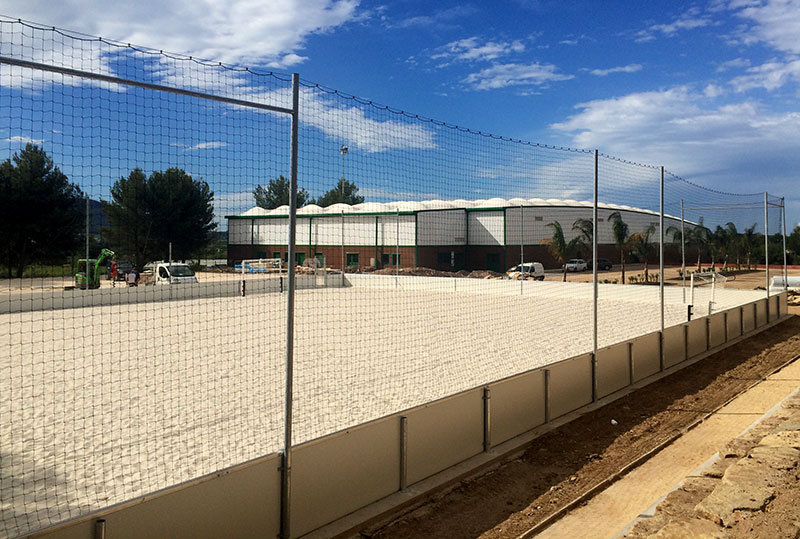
237 258 285 297
689 271 727 315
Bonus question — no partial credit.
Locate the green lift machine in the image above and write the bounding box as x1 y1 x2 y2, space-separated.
75 248 115 289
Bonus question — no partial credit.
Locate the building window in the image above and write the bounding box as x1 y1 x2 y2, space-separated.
535 216 543 222
296 252 305 265
272 251 281 260
346 252 359 266
391 253 401 265
381 253 390 266
437 252 449 265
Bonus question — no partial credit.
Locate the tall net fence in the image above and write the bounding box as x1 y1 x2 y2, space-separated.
0 18 789 537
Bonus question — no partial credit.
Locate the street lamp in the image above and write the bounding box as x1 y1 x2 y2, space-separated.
339 145 348 202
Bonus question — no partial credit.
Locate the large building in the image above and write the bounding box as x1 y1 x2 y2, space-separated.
226 198 687 271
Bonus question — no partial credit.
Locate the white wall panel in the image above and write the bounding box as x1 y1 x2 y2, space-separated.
418 210 466 246
228 220 251 244
254 220 287 245
468 211 504 245
378 214 416 246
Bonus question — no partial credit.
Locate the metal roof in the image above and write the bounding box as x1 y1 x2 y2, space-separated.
233 198 670 219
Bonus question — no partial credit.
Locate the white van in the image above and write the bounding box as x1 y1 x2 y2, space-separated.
506 262 545 280
154 262 199 285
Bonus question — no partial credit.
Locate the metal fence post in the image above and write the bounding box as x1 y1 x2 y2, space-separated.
680 199 686 303
764 192 769 316
659 166 665 338
592 150 598 402
782 197 788 292
341 210 345 285
280 72 300 539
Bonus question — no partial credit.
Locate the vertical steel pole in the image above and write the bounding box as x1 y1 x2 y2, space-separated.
396 208 400 288
520 205 524 295
280 72 300 539
782 197 788 291
659 167 665 336
85 196 90 287
341 210 345 285
764 192 769 301
592 150 598 401
680 199 686 303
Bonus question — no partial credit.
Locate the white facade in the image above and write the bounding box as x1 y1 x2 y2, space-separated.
228 198 684 248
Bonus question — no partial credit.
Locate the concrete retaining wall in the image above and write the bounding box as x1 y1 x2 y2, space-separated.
0 275 329 314
34 290 788 538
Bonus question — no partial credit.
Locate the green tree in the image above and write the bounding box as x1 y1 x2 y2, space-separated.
103 168 151 270
571 218 593 259
315 178 365 207
742 223 758 269
546 221 578 282
608 211 630 284
104 167 216 269
253 175 309 209
629 223 656 282
686 218 710 271
0 144 84 277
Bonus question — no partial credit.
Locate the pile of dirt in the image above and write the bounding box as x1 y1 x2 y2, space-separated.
788 290 800 306
363 267 508 279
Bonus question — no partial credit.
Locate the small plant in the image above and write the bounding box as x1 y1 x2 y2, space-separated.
612 279 618 284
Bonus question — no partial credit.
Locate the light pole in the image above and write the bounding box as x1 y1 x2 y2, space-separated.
339 145 348 203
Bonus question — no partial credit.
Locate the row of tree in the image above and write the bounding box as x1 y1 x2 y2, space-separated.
253 176 364 209
0 146 367 277
0 144 217 277
545 211 796 283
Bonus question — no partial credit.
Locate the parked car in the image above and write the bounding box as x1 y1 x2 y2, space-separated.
506 262 545 280
565 259 588 272
587 258 613 271
107 259 133 280
154 262 199 285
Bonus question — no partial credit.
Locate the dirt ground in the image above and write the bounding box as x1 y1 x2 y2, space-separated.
365 308 800 539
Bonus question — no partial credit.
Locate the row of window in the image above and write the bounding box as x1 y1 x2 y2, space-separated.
258 251 401 267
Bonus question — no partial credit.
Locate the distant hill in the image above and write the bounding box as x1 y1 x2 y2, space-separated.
88 199 108 235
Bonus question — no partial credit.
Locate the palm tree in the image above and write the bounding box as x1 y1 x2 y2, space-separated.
724 222 741 270
629 223 656 282
666 224 684 277
571 218 594 259
608 211 629 284
546 221 573 282
710 225 729 271
687 218 710 271
742 223 757 269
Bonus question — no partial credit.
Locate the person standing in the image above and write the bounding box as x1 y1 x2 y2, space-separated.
110 259 118 287
127 268 138 287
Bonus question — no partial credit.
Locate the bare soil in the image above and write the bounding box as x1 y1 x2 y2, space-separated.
366 310 800 539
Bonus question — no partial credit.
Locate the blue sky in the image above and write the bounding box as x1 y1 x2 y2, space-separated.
1 0 798 229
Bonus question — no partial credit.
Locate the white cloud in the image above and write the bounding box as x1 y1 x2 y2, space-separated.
189 141 227 151
635 7 713 42
590 64 643 77
297 88 437 153
549 86 800 207
2 0 359 66
170 141 228 151
463 62 573 90
4 135 45 144
431 37 526 64
730 58 800 91
731 0 800 54
716 57 751 72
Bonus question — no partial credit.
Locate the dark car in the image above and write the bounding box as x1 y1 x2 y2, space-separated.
587 258 613 271
107 260 133 280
